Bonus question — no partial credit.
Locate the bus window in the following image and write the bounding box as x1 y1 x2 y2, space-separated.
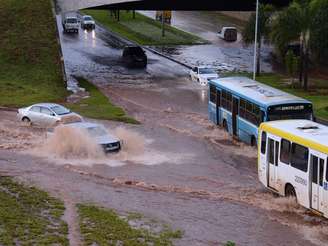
246 101 253 112
227 92 232 111
290 143 309 172
326 157 328 182
267 103 313 121
312 155 318 184
319 159 324 186
240 99 246 118
261 131 267 154
239 99 261 126
269 139 275 164
210 85 217 104
275 141 279 166
221 90 232 112
280 139 290 164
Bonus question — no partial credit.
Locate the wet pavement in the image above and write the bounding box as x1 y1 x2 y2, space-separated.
141 11 273 73
1 12 327 246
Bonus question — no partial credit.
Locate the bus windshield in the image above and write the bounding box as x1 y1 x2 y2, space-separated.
267 103 313 121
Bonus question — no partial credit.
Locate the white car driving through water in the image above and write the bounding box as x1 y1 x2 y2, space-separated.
62 14 79 33
190 66 219 86
81 15 95 30
17 103 82 127
48 122 122 153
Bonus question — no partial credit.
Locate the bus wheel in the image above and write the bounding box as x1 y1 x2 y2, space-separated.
251 136 257 147
222 120 228 132
285 184 296 199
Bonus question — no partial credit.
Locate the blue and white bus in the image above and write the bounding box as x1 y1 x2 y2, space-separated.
208 77 314 146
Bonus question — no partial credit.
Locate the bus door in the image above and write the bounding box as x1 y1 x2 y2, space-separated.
310 152 326 212
268 136 280 190
232 97 239 137
216 89 221 125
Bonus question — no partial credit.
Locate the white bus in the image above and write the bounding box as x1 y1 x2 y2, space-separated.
258 119 328 217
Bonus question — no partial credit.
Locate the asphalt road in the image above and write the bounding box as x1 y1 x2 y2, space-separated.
0 13 327 246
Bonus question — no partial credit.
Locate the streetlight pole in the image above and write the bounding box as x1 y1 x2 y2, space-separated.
253 0 259 80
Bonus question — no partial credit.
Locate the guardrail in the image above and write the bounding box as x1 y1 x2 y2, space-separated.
51 0 67 87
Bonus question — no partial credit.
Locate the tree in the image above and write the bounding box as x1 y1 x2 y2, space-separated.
310 0 328 63
271 0 315 90
285 50 300 87
242 4 274 76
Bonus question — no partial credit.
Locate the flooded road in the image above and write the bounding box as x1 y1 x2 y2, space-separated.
1 13 327 246
141 11 273 73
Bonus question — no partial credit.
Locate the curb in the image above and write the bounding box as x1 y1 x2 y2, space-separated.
0 107 17 112
51 0 68 87
143 46 192 69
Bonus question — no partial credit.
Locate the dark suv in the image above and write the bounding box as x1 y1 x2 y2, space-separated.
122 46 147 68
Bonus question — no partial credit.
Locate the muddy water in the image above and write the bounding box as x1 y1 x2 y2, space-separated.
1 108 327 245
0 13 324 245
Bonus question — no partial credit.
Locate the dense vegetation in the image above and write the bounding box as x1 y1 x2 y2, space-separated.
0 0 67 107
243 0 328 91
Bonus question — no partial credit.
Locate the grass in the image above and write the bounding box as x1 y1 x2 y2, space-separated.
66 77 139 124
78 204 183 246
82 10 206 45
200 11 247 31
0 177 69 245
0 0 68 107
222 72 328 120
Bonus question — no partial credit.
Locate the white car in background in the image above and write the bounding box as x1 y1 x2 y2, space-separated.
81 15 95 30
217 27 238 42
190 66 219 86
47 122 121 153
62 14 79 33
17 103 82 127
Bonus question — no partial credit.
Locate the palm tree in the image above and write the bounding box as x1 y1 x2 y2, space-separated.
271 0 314 90
310 0 328 63
242 4 274 76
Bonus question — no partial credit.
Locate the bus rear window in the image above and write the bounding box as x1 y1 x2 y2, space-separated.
267 103 313 121
290 143 309 172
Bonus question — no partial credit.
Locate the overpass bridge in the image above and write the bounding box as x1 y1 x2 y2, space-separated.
57 0 291 12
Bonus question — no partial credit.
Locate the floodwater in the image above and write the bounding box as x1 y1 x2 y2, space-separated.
0 12 327 246
141 11 273 73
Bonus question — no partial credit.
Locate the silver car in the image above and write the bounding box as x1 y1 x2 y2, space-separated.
17 103 82 127
81 15 95 30
48 122 121 153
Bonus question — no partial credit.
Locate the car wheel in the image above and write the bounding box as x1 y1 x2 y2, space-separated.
251 136 257 147
22 117 31 126
285 184 297 200
223 120 228 132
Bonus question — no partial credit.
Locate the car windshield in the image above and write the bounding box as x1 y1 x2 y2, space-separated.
199 68 216 74
51 105 70 115
66 18 77 23
129 47 144 56
86 126 108 137
84 16 92 21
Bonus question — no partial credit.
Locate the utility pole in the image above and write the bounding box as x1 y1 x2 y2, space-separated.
161 10 165 37
253 0 259 80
